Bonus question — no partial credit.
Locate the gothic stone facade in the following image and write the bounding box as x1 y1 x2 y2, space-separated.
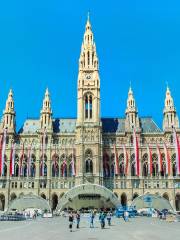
0 17 180 211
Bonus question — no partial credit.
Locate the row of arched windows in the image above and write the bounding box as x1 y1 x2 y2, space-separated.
103 152 178 177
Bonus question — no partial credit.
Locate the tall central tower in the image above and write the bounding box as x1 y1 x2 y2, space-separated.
77 15 100 124
76 15 102 185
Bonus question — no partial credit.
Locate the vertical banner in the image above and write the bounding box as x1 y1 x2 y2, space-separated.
1 129 7 176
163 143 171 175
123 145 128 175
10 143 16 176
0 135 3 176
19 143 24 176
114 144 119 175
27 144 32 177
157 145 162 173
41 130 46 177
133 128 140 176
147 145 152 175
71 148 76 176
173 127 180 175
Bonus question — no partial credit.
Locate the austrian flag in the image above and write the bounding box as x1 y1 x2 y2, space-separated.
173 128 180 175
133 128 140 176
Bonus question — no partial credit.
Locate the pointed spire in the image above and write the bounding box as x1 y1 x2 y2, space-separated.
125 86 140 131
79 14 98 71
1 88 16 132
42 88 52 113
163 85 179 130
127 86 136 110
40 88 53 131
86 11 91 30
5 88 14 113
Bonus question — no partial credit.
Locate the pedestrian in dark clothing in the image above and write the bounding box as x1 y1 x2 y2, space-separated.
69 212 74 232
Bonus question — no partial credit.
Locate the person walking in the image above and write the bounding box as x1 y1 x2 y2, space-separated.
124 210 129 222
107 212 112 226
99 212 106 229
76 211 80 229
90 211 95 228
69 212 74 232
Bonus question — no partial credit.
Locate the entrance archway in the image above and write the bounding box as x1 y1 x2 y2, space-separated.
52 193 58 211
56 184 120 211
175 193 180 211
121 193 127 206
0 194 5 211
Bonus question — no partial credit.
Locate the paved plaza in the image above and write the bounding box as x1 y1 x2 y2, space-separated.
0 216 179 240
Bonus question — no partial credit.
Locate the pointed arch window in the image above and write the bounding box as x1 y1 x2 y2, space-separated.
84 93 93 120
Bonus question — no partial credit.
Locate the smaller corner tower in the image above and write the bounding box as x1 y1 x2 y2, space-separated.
125 86 140 131
1 89 16 133
163 86 179 131
40 88 53 132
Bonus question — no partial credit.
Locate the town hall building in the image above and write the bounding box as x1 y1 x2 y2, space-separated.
0 16 180 212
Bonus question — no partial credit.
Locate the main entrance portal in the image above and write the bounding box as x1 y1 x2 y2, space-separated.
56 184 120 211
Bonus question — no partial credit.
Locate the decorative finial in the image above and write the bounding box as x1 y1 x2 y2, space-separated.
87 11 90 21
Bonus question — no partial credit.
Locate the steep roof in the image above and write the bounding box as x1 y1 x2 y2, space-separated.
18 117 161 134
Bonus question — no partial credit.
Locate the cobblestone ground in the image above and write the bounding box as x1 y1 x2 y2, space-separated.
0 216 179 240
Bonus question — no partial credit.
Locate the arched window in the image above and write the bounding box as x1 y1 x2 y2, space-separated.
40 154 47 177
152 153 158 177
172 153 176 176
52 154 59 177
87 51 90 65
30 154 36 177
142 153 148 177
85 149 93 174
131 154 135 176
119 153 124 177
103 153 110 177
161 153 166 177
84 93 93 120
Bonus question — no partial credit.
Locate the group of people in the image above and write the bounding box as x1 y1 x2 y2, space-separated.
68 211 113 232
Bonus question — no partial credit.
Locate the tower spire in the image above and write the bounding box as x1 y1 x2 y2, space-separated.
163 86 179 131
79 14 98 71
1 89 16 133
125 86 140 131
40 88 53 131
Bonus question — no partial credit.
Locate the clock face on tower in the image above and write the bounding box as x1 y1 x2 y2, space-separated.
85 73 92 80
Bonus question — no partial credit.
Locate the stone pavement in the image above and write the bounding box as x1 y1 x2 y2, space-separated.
0 216 179 240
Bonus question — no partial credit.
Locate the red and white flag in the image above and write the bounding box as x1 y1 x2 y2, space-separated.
157 145 162 173
147 145 152 175
27 144 32 177
163 143 171 175
41 130 46 177
123 145 128 175
133 128 140 176
173 127 180 175
114 145 119 175
0 129 7 176
19 143 24 176
71 148 76 176
0 136 3 176
10 143 16 176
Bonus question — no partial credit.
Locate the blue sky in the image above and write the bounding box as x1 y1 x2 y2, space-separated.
0 0 180 130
